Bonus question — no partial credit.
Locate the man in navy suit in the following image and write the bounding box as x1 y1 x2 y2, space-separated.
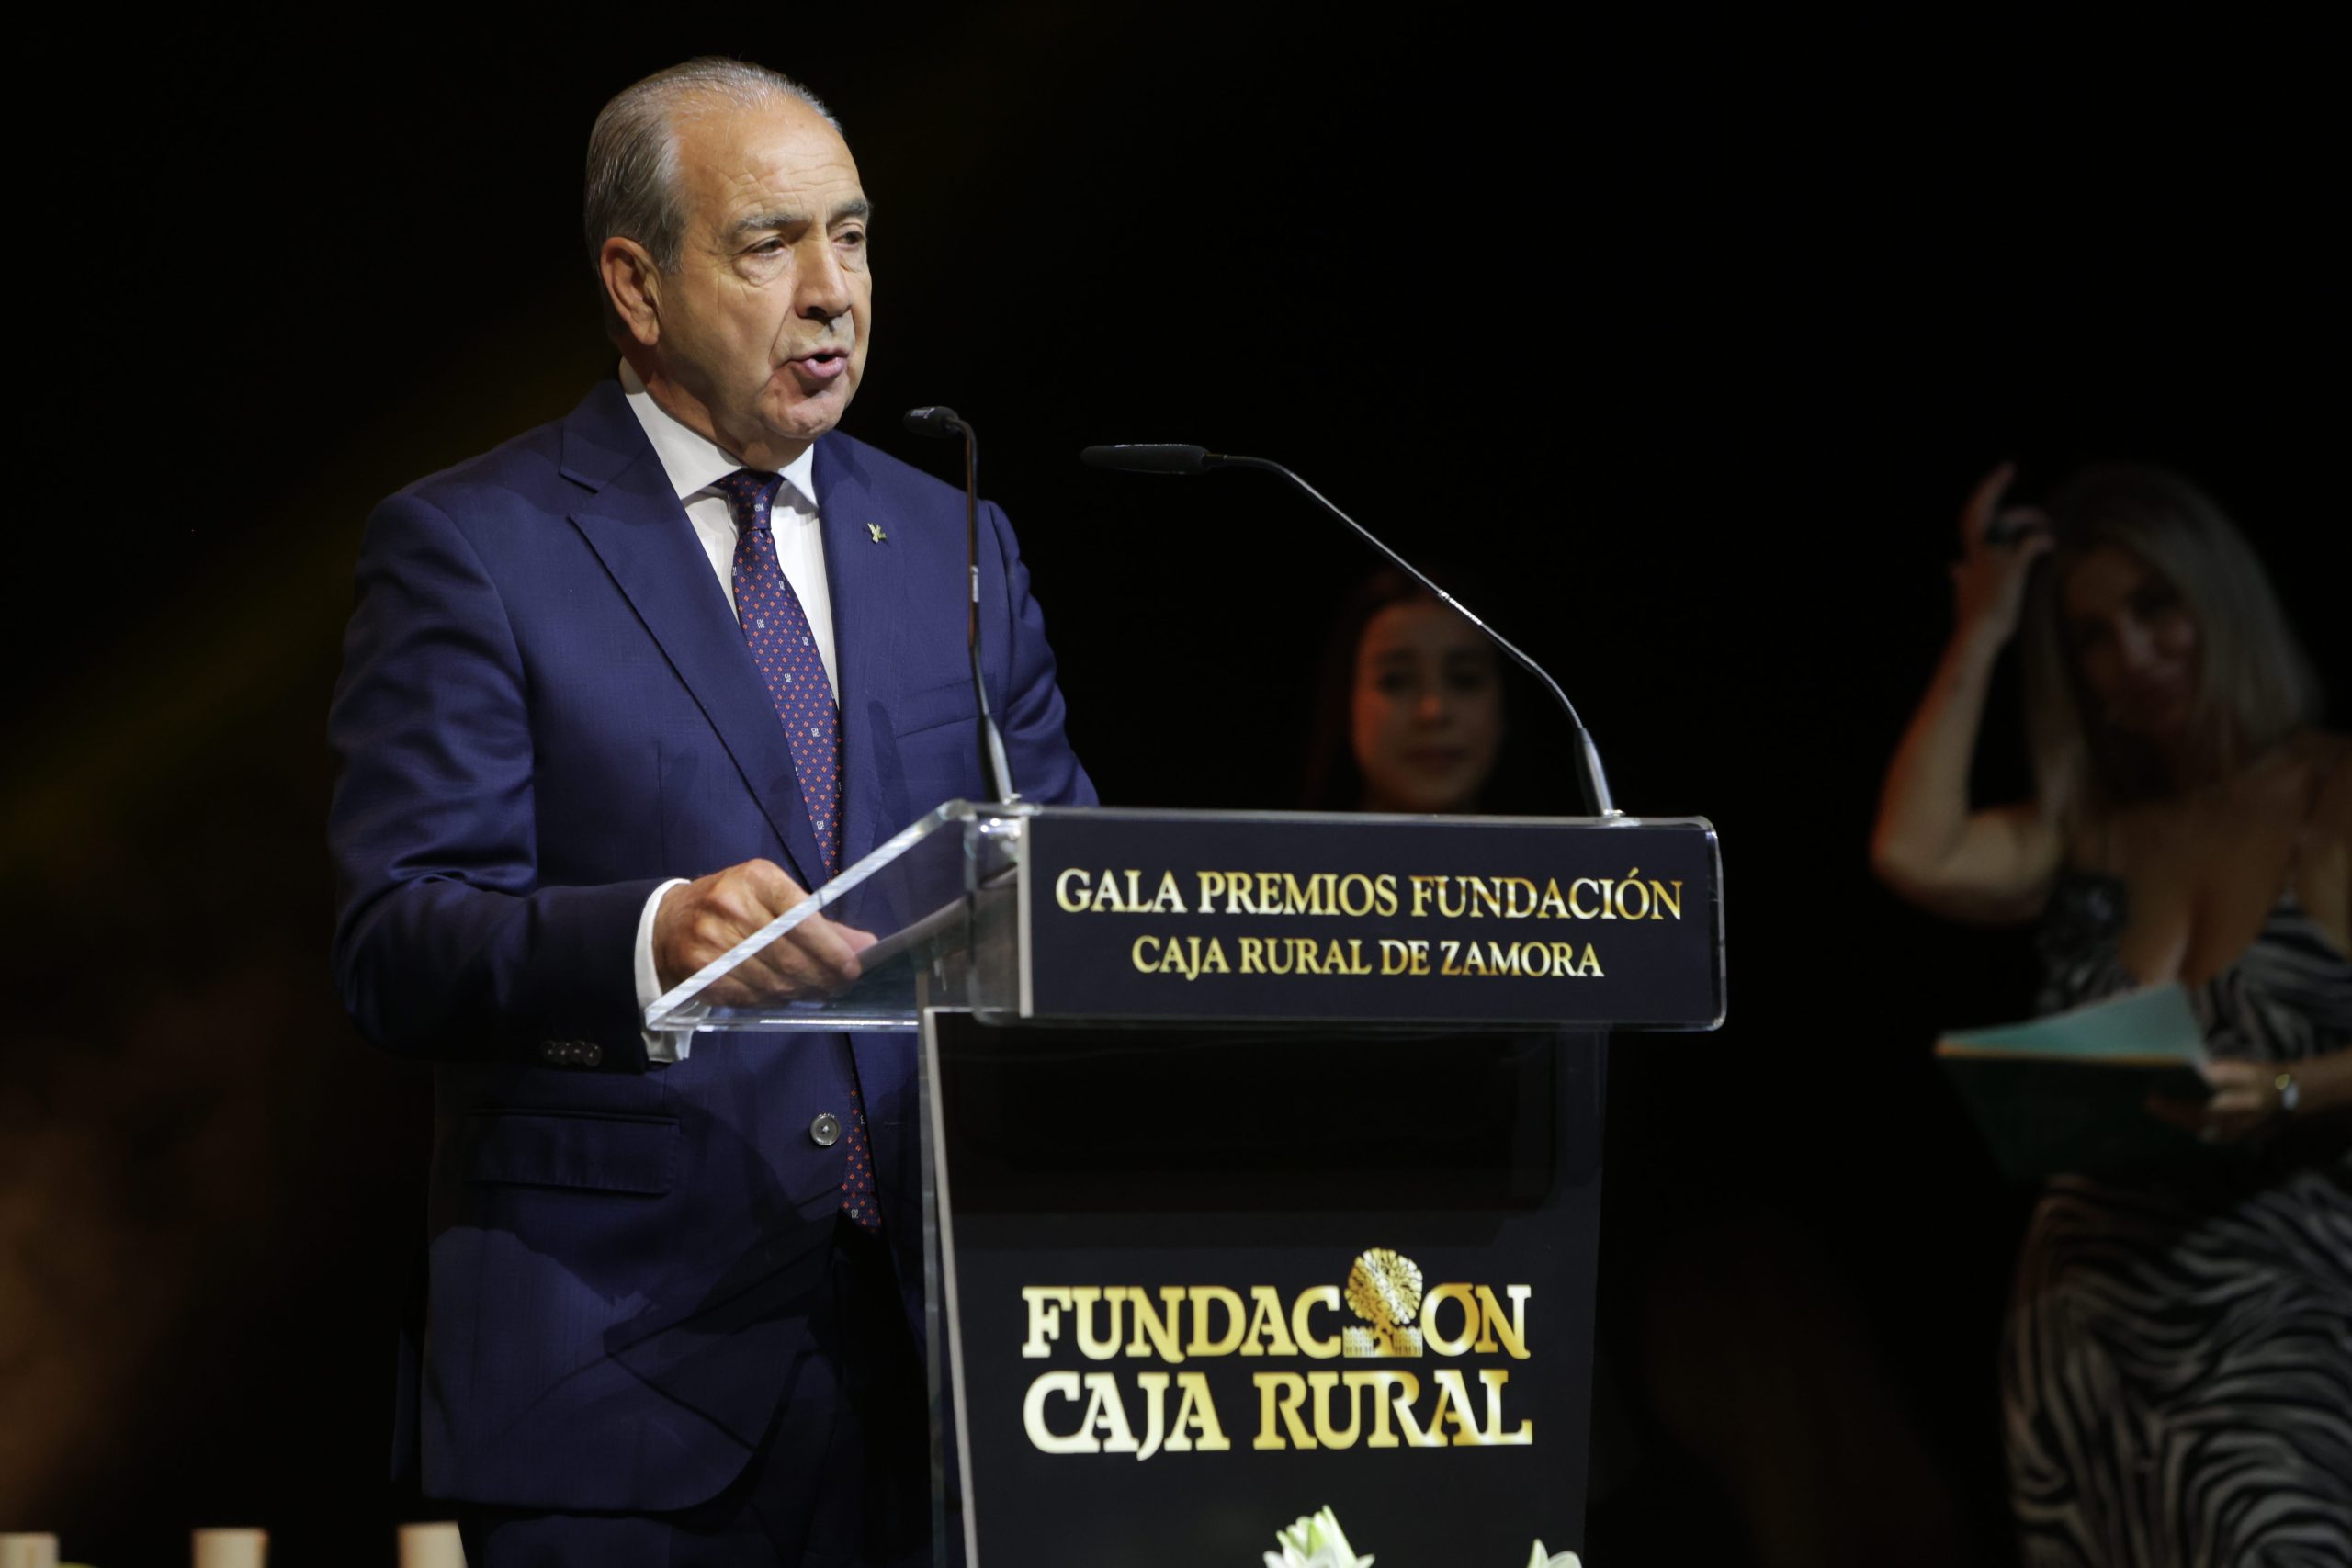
328 58 1092 1565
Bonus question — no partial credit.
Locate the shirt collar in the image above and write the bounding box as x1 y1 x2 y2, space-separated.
619 360 820 515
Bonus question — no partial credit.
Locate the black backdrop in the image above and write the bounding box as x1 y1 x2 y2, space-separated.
2 9 2336 1565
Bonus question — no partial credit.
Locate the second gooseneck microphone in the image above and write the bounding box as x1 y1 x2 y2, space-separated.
905 406 1018 804
1080 443 1621 818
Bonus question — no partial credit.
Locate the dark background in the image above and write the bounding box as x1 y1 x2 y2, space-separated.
2 8 2335 1564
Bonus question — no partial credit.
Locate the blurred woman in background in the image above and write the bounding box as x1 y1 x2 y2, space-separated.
1304 566 1507 815
1872 463 2351 1565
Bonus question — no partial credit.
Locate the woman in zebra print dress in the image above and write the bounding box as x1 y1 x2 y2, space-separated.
1872 463 2351 1566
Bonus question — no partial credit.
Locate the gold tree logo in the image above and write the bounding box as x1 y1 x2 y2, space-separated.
1342 1247 1425 1358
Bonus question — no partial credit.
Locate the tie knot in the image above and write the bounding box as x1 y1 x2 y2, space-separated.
714 468 785 531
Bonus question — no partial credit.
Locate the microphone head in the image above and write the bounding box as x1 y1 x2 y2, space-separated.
903 405 965 438
1079 443 1216 475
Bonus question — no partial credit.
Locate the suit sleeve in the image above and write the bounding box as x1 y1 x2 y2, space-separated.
981 499 1098 809
327 491 660 1069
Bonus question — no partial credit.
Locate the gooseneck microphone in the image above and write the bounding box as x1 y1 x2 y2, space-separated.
904 406 1018 804
902 405 962 440
1079 443 1621 818
1077 443 1222 476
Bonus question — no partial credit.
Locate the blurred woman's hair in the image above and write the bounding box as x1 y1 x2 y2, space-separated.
2018 465 2323 831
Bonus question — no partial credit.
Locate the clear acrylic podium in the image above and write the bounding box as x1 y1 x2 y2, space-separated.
648 800 1724 1566
648 798 1036 1036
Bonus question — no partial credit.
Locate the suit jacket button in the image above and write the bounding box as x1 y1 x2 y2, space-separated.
579 1043 604 1068
539 1040 564 1063
809 1113 842 1147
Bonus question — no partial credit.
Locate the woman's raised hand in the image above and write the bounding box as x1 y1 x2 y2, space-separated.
1950 461 2055 649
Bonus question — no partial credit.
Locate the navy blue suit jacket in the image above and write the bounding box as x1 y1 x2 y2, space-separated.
327 378 1093 1511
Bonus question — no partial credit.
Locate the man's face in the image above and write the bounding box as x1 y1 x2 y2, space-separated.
648 95 872 467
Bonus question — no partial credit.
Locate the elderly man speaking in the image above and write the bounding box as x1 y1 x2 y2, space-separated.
329 58 1093 1566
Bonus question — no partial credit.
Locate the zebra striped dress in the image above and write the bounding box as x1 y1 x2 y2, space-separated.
2005 872 2352 1567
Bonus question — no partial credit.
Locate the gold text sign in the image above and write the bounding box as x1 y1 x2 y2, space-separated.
1021 811 1724 1027
1015 1250 1535 1460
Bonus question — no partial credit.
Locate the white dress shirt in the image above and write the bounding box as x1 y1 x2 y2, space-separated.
619 362 841 1062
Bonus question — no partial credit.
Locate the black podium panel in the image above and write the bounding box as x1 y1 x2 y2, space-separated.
933 1017 1605 1566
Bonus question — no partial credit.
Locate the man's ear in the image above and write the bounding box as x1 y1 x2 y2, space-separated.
600 237 662 346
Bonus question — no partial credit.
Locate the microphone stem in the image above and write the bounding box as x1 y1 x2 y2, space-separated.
963 423 979 653
1223 456 1620 818
956 419 1018 804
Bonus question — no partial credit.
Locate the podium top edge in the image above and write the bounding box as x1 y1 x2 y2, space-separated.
942 801 1718 835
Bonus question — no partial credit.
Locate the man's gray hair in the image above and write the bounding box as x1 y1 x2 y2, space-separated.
584 58 840 331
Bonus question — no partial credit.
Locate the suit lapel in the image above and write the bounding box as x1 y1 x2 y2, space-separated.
560 384 824 889
814 435 903 869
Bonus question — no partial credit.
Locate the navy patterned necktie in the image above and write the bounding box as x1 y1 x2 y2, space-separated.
714 468 843 876
713 468 877 1230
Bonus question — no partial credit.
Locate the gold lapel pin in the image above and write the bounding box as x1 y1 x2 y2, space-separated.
866 523 888 543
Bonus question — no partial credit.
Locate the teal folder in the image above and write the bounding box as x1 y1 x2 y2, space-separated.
1936 984 2218 1183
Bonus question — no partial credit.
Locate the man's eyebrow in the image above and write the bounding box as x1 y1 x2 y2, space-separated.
727 198 874 241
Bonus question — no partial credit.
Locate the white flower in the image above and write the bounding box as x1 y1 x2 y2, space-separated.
1522 1542 1582 1568
1263 1506 1374 1568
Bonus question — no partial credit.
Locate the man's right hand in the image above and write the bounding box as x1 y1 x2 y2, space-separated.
653 859 874 1004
